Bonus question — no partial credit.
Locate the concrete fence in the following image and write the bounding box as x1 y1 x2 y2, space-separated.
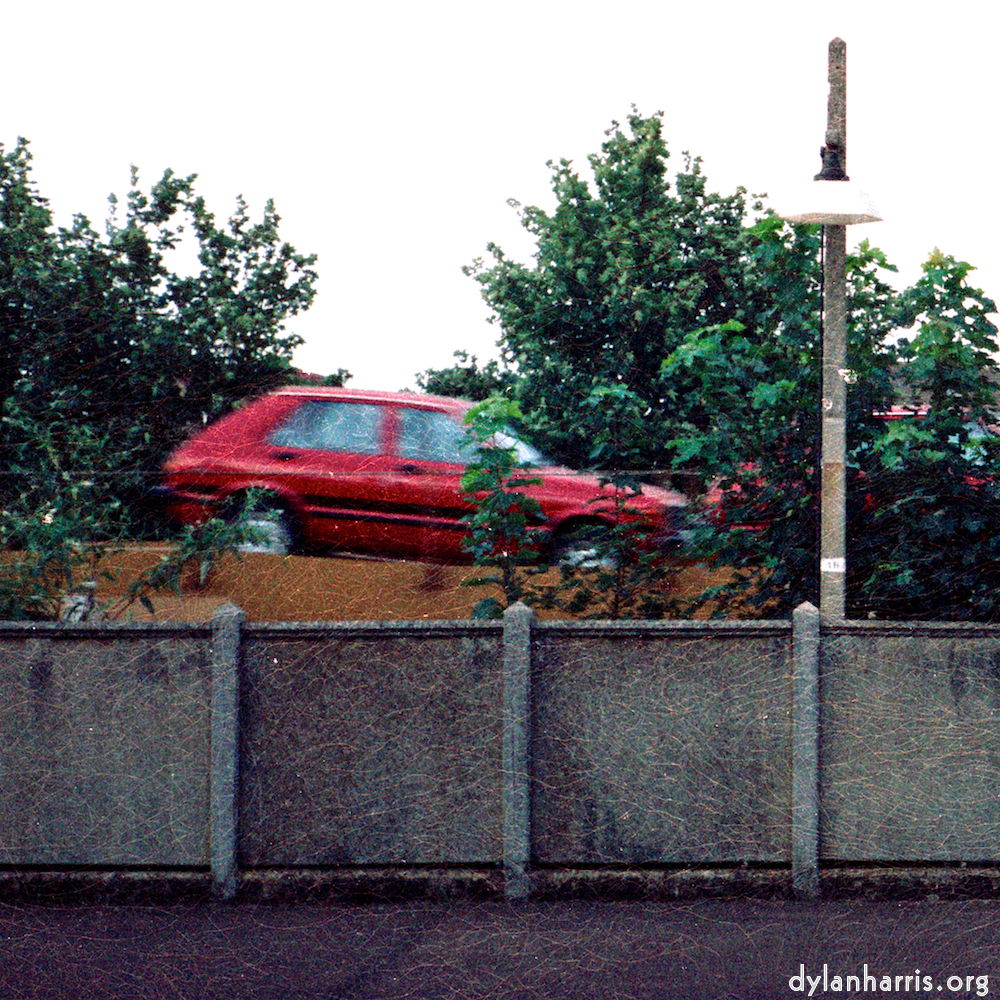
3 603 1000 900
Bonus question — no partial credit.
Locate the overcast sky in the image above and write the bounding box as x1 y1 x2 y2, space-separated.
7 1 997 390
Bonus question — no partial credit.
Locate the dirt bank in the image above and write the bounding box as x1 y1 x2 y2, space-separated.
74 547 730 623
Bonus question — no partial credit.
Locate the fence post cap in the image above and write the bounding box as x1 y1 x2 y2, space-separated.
503 602 535 621
212 603 246 623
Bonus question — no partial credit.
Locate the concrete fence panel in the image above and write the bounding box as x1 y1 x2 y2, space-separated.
531 621 793 865
0 625 212 866
821 623 1000 862
3 607 1000 900
238 622 503 866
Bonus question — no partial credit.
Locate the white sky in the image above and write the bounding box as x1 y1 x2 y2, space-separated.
6 1 997 390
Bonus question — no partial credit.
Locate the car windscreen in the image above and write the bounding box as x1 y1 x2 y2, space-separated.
397 408 552 467
494 428 550 467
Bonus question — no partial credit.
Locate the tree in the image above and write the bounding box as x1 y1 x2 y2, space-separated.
846 251 1000 619
659 219 903 616
466 109 1000 620
459 396 546 618
416 350 516 400
549 382 684 619
0 137 319 537
662 240 1000 620
465 109 760 471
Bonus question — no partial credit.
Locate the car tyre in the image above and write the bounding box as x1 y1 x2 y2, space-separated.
550 522 618 570
231 497 296 555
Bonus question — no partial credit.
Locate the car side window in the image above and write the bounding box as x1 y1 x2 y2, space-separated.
268 401 383 455
397 408 474 465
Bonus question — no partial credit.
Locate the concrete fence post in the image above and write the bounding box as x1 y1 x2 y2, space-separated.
211 603 245 900
502 601 534 901
792 601 821 898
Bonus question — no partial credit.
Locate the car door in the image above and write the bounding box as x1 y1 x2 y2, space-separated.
261 399 399 553
382 404 477 561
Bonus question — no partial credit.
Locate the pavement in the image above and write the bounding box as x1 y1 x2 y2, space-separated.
2 897 999 1000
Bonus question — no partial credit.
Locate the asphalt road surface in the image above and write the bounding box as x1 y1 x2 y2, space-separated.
2 897 999 999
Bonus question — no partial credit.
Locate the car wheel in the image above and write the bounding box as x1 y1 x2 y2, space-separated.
231 497 296 555
550 522 618 570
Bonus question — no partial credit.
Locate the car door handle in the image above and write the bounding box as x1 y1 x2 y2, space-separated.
271 451 298 462
396 464 421 475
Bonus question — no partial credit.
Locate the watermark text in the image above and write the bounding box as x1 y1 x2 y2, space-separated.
788 964 989 997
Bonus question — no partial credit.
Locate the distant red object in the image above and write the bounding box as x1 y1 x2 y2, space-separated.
158 387 688 562
701 407 996 531
871 405 931 422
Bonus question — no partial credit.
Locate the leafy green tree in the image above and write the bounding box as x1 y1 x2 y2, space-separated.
464 109 1000 620
846 251 1000 619
462 112 904 616
663 241 1000 621
459 396 546 618
0 137 319 537
416 350 517 400
659 219 903 615
551 382 683 619
465 109 760 471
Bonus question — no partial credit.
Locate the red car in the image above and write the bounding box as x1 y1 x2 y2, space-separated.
159 387 689 563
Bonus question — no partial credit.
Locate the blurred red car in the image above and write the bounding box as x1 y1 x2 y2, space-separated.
158 387 689 563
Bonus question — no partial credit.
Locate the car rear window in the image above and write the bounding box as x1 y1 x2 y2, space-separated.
268 401 383 455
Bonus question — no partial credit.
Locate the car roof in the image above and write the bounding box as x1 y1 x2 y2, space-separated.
269 386 473 412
